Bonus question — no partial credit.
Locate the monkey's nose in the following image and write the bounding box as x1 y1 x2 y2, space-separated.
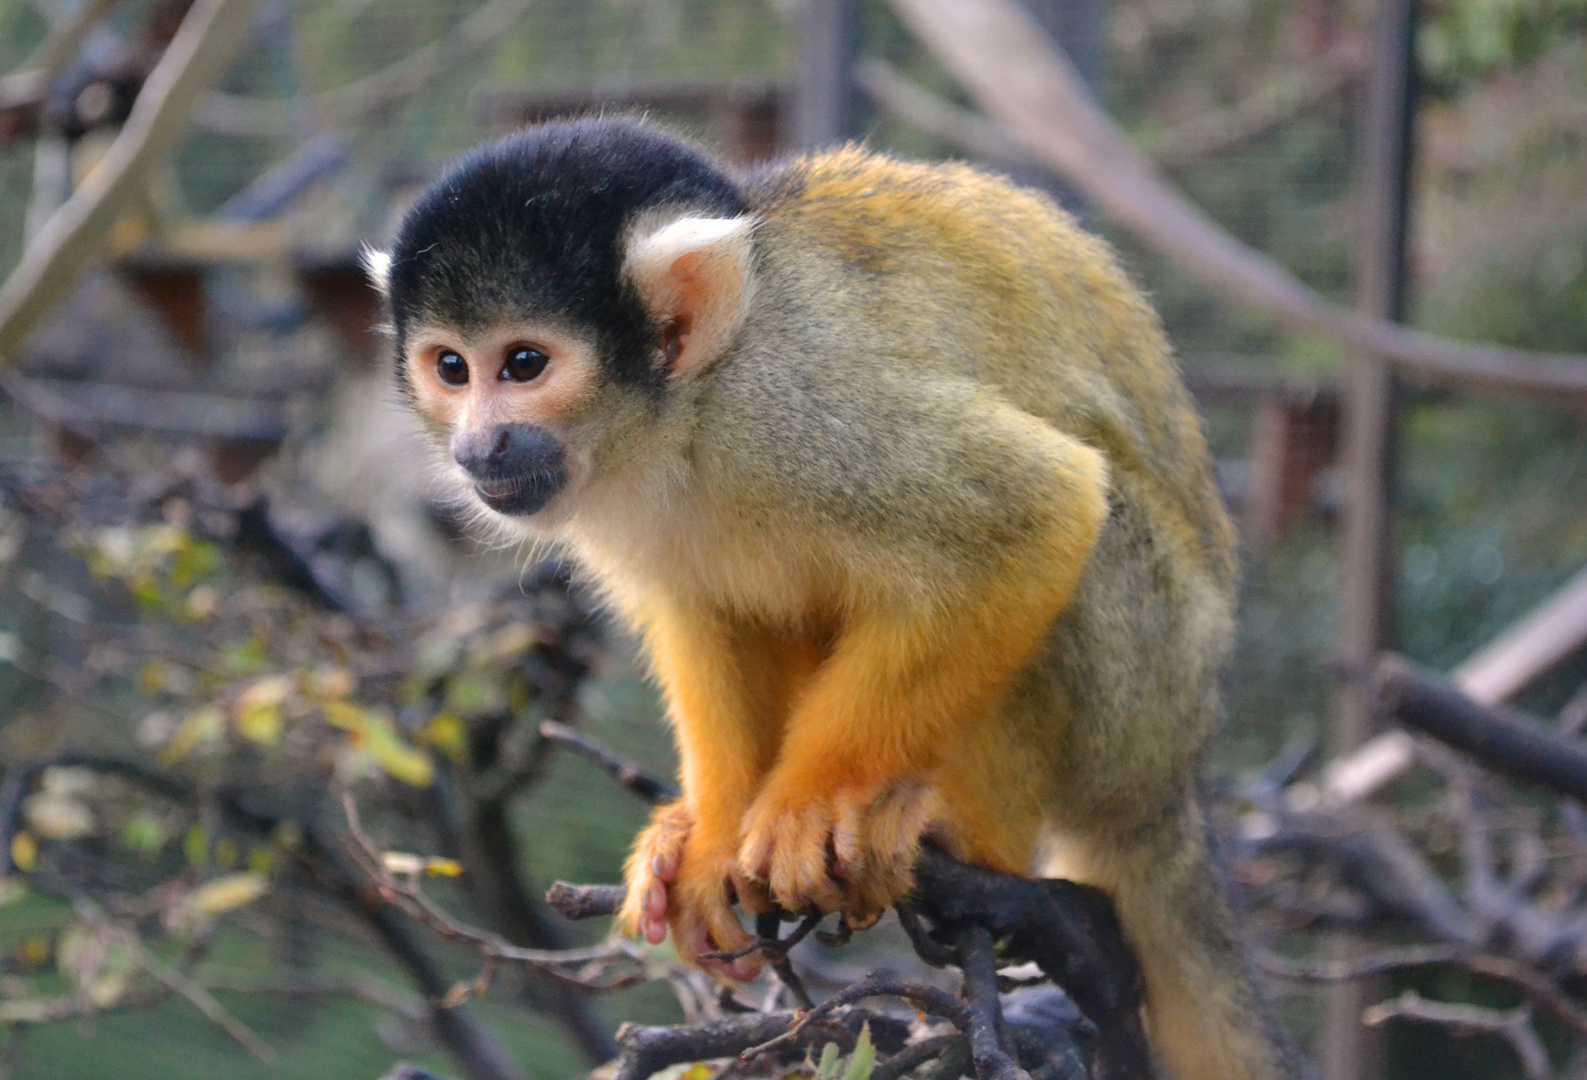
451 424 565 480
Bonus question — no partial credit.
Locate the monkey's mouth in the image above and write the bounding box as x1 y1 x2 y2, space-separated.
471 469 567 517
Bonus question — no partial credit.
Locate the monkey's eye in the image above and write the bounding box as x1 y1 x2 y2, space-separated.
436 351 469 386
503 346 549 382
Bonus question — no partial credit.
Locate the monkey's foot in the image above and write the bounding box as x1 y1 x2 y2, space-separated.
738 777 943 927
622 802 763 981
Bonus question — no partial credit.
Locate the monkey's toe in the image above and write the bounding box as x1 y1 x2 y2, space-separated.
834 781 941 920
669 869 760 982
621 802 694 941
739 779 940 920
623 802 762 979
739 799 843 914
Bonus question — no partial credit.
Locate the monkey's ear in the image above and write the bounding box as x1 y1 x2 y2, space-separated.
624 216 754 375
361 245 392 300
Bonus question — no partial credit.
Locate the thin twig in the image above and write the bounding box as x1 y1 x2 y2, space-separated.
1257 946 1587 1040
872 1034 971 1080
545 881 625 921
739 975 972 1061
705 911 824 963
137 943 279 1063
538 722 677 805
954 923 1023 1080
1363 991 1552 1080
340 793 643 997
752 912 815 1010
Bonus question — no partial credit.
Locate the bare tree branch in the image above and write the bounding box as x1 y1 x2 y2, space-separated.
537 721 678 804
1375 654 1587 803
883 0 1587 400
1257 945 1587 1040
862 38 1366 174
0 0 121 113
340 794 646 992
0 0 264 362
0 372 294 440
1145 38 1366 168
191 0 535 136
1363 991 1552 1080
1316 564 1587 806
545 882 625 921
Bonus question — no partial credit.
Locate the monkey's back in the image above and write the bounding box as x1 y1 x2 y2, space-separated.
745 148 1236 601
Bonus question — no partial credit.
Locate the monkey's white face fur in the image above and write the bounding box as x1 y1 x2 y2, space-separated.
373 213 756 546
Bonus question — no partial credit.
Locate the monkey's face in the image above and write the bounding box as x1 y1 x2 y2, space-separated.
402 319 604 521
373 122 757 533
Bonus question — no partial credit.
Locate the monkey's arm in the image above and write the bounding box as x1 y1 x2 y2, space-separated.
737 393 1110 919
619 597 793 969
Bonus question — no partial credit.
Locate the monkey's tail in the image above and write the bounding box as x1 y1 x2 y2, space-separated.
1069 806 1308 1080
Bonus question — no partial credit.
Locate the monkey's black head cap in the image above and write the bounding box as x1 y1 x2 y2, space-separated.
386 117 746 391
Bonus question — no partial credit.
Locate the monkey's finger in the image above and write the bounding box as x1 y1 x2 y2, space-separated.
636 880 670 944
868 781 941 862
737 826 774 884
843 906 885 932
843 782 942 919
831 798 867 882
729 867 773 915
767 810 844 913
644 880 667 919
670 917 713 966
840 837 910 919
686 899 760 983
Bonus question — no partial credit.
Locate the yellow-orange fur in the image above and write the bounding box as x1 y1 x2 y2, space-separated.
398 141 1293 1080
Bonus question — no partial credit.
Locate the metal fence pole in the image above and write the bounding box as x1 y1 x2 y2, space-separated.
1324 0 1419 1075
792 0 860 149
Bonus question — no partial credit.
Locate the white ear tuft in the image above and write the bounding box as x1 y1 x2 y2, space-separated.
624 215 755 374
361 245 392 299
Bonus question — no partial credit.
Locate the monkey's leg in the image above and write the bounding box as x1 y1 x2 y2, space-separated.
1076 800 1299 1080
621 602 805 974
738 407 1110 921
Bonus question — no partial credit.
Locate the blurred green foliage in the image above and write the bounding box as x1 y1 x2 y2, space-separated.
1420 0 1587 91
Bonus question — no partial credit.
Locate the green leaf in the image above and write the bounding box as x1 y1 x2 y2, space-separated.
840 1025 876 1080
815 1041 842 1080
324 701 435 787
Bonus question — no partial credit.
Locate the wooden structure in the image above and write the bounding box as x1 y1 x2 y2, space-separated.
1186 370 1344 543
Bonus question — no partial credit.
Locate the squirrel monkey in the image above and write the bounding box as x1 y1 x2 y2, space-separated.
370 118 1299 1080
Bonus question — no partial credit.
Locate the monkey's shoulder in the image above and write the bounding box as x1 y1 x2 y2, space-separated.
727 148 1236 594
745 147 1099 277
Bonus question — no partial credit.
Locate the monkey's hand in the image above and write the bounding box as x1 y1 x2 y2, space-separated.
621 801 766 980
738 776 944 928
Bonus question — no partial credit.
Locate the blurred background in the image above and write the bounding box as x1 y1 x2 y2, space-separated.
0 0 1583 1078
